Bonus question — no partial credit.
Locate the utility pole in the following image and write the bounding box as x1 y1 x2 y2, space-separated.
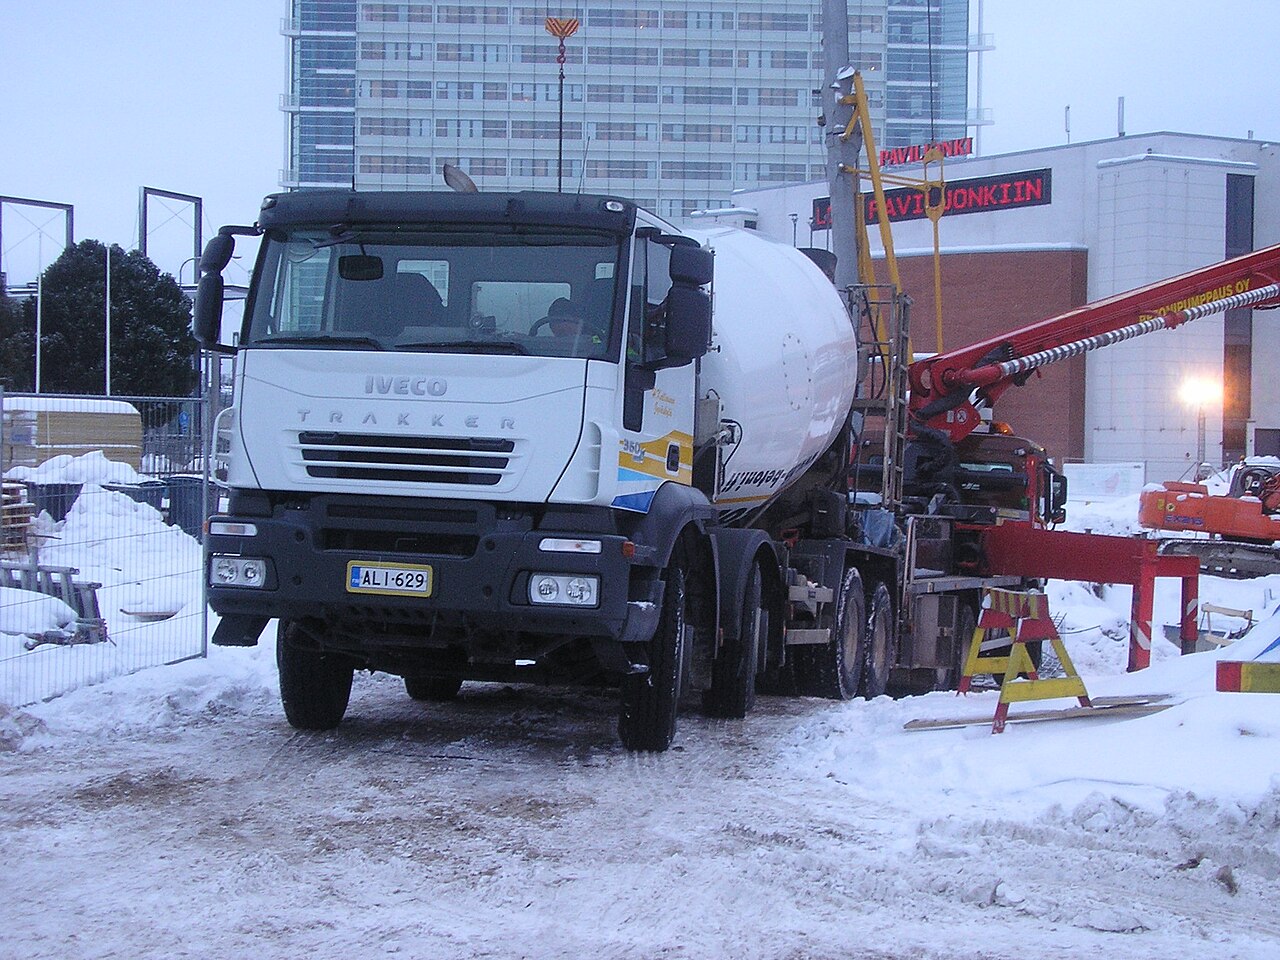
822 0 860 297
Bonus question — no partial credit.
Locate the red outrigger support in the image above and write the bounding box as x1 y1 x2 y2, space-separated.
980 523 1200 671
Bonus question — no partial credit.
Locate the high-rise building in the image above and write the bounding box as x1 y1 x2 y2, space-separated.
282 1 983 219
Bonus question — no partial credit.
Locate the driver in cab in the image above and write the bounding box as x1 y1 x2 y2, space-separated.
542 297 603 353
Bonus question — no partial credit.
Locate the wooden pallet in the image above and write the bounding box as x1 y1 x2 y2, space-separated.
904 694 1175 731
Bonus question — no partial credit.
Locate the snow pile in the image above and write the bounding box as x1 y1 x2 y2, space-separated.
0 586 78 637
5 450 146 486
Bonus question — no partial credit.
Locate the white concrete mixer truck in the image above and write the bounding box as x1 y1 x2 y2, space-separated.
195 190 1051 751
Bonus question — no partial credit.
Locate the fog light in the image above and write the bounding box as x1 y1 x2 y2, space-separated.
211 555 268 588
528 573 598 607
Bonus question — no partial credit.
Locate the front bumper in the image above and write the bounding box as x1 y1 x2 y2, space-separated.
205 493 660 650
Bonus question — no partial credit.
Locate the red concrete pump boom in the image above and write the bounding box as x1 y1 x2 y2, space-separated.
908 242 1280 442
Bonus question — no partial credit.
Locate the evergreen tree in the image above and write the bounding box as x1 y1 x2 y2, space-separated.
0 240 197 397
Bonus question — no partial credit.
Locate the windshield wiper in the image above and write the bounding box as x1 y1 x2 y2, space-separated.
258 334 383 349
395 340 528 355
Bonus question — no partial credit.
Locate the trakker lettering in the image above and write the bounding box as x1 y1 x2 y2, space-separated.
812 168 1052 229
879 137 973 169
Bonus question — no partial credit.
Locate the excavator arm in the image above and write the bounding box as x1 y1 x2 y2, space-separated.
908 243 1280 442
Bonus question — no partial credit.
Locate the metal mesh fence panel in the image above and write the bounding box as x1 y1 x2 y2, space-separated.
1 390 220 706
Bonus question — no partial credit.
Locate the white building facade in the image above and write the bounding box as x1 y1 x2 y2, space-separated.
282 0 982 220
732 132 1280 481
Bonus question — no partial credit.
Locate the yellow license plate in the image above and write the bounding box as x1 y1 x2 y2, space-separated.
345 561 433 597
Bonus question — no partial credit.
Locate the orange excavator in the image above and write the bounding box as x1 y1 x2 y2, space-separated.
1138 461 1280 577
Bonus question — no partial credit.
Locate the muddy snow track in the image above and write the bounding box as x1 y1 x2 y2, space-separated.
1 675 1276 960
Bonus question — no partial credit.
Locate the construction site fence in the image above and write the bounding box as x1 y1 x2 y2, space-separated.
1 370 232 707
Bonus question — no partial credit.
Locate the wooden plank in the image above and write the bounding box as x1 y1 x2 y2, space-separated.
904 695 1175 731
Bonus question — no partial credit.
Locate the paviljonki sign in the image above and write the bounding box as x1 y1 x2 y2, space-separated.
812 168 1053 228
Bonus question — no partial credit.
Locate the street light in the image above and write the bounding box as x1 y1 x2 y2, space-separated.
1180 376 1222 480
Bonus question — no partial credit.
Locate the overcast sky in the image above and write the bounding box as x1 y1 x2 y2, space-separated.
1 1 1276 286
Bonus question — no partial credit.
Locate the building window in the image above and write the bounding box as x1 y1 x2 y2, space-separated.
511 120 583 140
738 12 810 32
661 161 731 181
516 44 583 64
664 85 733 105
664 48 732 68
361 117 411 136
359 41 386 60
662 123 733 143
361 3 401 22
406 80 432 99
587 46 658 66
436 82 477 100
511 82 582 102
483 82 507 100
592 122 656 141
588 9 658 28
437 43 505 64
407 4 431 23
513 157 582 178
482 119 508 138
737 162 809 182
770 50 808 69
663 10 734 29
360 155 433 176
469 157 507 177
361 79 400 99
585 159 655 179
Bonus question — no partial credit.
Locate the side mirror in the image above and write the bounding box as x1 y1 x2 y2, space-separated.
193 272 224 347
664 286 711 364
200 233 235 273
669 244 713 286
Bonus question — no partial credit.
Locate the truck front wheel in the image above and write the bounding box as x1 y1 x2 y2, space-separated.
703 560 763 718
618 556 690 752
276 620 354 731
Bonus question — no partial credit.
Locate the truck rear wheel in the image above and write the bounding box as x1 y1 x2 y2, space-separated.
859 582 896 698
618 557 689 751
404 674 464 702
703 560 763 718
276 620 354 731
794 567 865 700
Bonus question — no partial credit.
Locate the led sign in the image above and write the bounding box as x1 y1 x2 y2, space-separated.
811 168 1052 229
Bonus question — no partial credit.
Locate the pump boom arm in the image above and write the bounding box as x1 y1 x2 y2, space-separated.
908 242 1280 441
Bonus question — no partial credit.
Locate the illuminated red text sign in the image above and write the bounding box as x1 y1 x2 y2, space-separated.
878 137 973 168
812 168 1052 228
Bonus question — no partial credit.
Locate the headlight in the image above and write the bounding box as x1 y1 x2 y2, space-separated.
211 555 268 588
528 574 599 607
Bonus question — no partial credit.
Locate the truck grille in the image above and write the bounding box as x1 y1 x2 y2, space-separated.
297 431 513 486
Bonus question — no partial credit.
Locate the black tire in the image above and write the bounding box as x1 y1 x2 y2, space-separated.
860 582 896 698
404 674 464 702
619 556 690 752
276 620 354 731
703 560 763 718
794 567 866 700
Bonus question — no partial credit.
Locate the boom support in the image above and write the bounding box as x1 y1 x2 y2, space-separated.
908 243 1280 442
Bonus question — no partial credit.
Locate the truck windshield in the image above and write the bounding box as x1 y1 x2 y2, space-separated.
245 226 624 360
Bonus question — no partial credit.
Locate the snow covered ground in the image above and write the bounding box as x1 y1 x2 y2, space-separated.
1 468 1278 957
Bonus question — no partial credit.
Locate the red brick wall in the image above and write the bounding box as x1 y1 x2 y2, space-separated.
892 249 1089 463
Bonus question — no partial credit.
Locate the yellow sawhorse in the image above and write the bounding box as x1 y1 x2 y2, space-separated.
957 587 1090 734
